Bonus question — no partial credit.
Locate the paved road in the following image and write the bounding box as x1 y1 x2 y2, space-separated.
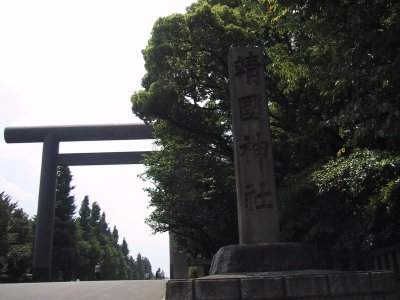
0 280 167 300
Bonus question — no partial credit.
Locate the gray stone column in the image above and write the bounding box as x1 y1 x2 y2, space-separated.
228 47 280 243
197 265 205 277
169 233 188 279
33 134 59 282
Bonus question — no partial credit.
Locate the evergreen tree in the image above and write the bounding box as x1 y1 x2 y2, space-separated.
91 202 101 236
111 226 119 246
121 238 129 258
0 192 33 282
142 257 152 278
75 196 92 280
0 192 14 272
78 196 91 240
128 256 138 280
136 253 144 279
52 166 78 281
6 208 33 281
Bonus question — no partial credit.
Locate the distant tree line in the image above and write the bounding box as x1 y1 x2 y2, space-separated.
0 166 155 282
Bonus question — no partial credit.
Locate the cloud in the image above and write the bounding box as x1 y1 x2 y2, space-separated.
0 175 37 216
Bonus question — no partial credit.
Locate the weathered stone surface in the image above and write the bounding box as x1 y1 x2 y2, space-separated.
370 271 396 292
166 270 399 300
228 47 280 244
284 274 328 297
384 294 400 300
195 279 240 300
165 280 193 300
241 277 284 299
328 272 372 295
210 242 326 274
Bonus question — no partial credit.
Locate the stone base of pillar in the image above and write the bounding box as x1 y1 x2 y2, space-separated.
209 242 326 274
166 270 398 300
32 267 51 282
171 251 188 279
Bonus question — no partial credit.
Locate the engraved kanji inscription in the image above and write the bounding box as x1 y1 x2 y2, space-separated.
234 51 262 85
244 182 274 211
239 95 261 121
239 132 269 170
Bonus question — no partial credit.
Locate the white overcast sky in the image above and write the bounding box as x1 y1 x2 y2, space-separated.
0 0 195 277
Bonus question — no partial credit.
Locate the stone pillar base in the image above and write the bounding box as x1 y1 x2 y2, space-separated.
166 270 399 300
32 267 51 282
210 242 326 274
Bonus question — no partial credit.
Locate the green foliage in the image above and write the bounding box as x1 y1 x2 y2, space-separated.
52 166 78 280
132 0 400 259
0 192 14 265
1 168 154 282
279 149 400 258
73 193 153 281
132 0 252 258
133 253 153 279
0 192 33 282
142 123 238 258
267 0 400 149
188 266 197 279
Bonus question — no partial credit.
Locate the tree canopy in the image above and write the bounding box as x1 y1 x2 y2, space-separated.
131 0 400 260
0 192 33 282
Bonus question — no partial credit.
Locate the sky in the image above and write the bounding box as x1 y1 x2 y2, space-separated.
0 0 195 278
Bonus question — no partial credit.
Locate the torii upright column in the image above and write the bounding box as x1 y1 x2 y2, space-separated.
33 134 59 282
3 123 154 281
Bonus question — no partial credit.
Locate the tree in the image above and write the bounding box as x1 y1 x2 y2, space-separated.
91 202 101 233
0 192 33 282
263 0 400 152
136 253 144 279
74 196 140 280
131 0 400 259
121 238 129 258
75 195 92 280
5 208 33 281
133 253 153 279
112 226 119 246
78 196 92 240
142 256 152 278
52 166 78 280
279 148 400 260
0 192 15 272
128 256 138 280
132 0 250 258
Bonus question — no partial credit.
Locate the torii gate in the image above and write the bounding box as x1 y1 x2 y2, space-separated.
3 123 158 281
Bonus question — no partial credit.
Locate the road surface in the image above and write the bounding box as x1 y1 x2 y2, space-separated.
0 280 167 300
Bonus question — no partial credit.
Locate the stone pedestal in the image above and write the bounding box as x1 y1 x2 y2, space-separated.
166 46 399 299
210 243 326 274
170 233 189 279
167 243 399 299
166 270 399 300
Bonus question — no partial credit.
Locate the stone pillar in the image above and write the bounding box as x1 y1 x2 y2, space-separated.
197 265 205 278
381 254 386 270
33 134 59 282
169 233 188 279
374 256 379 270
388 253 394 271
228 47 280 244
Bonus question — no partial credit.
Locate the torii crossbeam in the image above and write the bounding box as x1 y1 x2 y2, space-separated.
4 123 153 281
